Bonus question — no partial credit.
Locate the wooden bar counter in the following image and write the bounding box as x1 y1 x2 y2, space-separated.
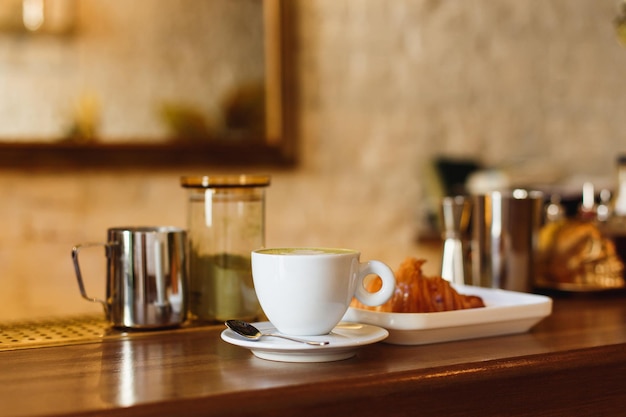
1 291 625 417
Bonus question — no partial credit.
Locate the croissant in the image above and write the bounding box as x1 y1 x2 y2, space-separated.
352 257 485 313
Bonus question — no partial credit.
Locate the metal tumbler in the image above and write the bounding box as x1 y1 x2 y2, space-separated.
471 190 544 292
440 195 472 286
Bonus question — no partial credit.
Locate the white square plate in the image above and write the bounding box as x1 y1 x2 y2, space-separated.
342 285 552 345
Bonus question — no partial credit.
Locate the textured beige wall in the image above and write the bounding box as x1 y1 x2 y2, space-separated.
2 0 626 321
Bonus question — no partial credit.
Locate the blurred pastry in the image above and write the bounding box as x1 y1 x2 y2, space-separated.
537 220 624 289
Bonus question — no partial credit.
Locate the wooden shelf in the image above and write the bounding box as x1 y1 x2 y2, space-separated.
0 141 296 170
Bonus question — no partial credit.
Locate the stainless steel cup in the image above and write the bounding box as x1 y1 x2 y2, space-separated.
72 226 188 329
471 190 544 292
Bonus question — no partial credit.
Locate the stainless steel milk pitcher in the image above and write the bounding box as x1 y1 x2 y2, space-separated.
72 226 188 329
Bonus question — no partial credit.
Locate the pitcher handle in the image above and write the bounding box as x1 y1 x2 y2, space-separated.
72 242 109 314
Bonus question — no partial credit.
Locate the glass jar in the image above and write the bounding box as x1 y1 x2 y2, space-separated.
605 156 626 267
181 174 270 323
613 155 626 217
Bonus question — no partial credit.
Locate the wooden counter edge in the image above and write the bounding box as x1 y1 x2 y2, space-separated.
51 342 626 417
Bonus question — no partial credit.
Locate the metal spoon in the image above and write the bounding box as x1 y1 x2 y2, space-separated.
225 320 330 346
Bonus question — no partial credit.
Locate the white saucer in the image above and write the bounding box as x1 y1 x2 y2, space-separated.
220 321 388 363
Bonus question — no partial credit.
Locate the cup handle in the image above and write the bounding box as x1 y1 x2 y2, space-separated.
354 260 396 307
71 242 110 314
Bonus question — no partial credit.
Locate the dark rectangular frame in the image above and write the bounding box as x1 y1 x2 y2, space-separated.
0 0 297 170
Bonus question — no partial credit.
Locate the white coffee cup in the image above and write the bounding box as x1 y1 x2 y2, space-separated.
251 247 396 336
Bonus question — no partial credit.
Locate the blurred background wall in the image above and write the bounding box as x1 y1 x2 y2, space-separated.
1 0 625 320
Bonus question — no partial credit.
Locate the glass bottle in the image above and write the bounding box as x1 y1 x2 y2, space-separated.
613 155 626 217
605 156 626 265
180 174 270 323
